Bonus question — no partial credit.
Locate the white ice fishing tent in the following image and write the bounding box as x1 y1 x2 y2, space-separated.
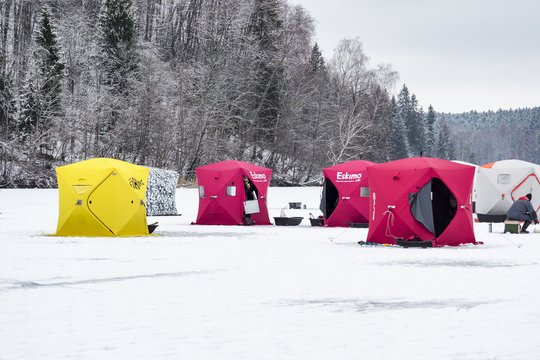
475 159 540 222
452 160 478 204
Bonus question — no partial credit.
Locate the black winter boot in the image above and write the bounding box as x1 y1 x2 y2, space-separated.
520 220 531 233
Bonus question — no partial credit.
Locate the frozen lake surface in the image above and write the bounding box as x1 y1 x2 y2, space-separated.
1 187 540 359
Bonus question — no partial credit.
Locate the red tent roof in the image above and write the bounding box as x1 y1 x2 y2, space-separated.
196 160 269 172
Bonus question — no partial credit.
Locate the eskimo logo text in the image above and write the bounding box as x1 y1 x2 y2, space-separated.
372 192 376 220
250 171 267 182
336 172 362 182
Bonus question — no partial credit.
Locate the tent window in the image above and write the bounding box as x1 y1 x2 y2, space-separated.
360 187 370 197
431 179 457 237
319 179 339 218
226 186 236 196
410 178 457 237
199 186 205 198
497 174 511 185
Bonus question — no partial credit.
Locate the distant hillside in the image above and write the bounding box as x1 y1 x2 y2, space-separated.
437 107 540 165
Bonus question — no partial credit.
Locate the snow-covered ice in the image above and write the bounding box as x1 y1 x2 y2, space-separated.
1 187 540 360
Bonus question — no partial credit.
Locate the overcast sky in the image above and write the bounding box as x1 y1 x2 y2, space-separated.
291 0 540 113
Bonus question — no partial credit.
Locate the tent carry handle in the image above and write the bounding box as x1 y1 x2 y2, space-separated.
383 209 399 241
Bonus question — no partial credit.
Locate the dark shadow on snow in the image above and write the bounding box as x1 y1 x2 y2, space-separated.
1 270 221 292
158 231 260 238
374 259 537 268
278 298 500 313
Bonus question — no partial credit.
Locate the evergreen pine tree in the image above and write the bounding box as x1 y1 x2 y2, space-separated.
366 86 394 162
309 43 326 73
408 94 426 156
13 7 66 158
18 82 41 139
436 121 455 159
35 8 64 122
397 84 429 157
396 84 412 158
96 0 139 148
99 0 138 96
0 63 16 139
248 0 284 156
425 105 436 156
388 95 409 159
397 84 411 138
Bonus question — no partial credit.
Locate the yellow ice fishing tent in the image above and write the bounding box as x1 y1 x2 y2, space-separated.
55 158 150 236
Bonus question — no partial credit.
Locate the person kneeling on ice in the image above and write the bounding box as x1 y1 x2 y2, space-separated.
506 193 539 234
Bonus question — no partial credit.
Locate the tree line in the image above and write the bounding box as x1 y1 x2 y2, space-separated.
1 0 529 188
438 107 540 165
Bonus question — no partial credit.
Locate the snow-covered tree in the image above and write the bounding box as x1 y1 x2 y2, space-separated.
388 95 409 159
436 121 455 160
309 43 325 72
425 104 436 156
35 8 64 121
96 0 139 154
409 94 425 155
0 64 16 140
247 0 285 158
99 0 138 96
1 0 535 187
18 81 41 139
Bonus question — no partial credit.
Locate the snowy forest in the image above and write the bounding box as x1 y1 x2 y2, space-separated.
439 108 540 166
0 0 538 187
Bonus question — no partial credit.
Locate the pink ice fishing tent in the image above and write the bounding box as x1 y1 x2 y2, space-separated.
319 160 374 227
366 157 476 247
194 160 272 225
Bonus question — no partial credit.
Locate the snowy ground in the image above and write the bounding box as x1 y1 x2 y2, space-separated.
1 187 540 360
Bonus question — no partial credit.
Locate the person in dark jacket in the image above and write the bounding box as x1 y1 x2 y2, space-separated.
506 193 539 233
242 176 257 225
